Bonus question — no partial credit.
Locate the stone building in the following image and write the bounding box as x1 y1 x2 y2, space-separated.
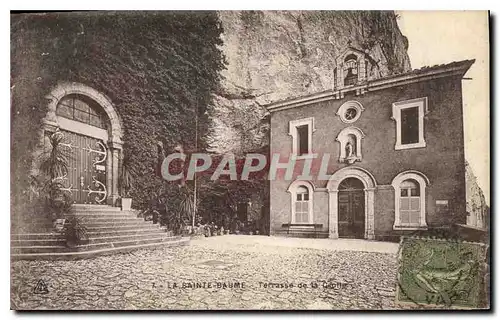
265 47 474 240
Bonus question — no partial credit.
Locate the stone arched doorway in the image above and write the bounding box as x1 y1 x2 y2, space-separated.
41 82 123 205
337 177 365 238
326 166 377 239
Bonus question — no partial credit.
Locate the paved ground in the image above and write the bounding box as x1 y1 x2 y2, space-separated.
11 235 401 310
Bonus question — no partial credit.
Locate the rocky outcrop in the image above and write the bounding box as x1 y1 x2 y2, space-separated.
465 161 489 229
210 11 411 154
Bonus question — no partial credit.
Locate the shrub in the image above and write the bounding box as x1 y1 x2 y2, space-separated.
64 216 88 248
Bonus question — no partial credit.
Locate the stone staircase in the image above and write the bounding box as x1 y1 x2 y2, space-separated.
11 205 189 260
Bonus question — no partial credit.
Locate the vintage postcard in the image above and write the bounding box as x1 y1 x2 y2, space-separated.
10 10 489 310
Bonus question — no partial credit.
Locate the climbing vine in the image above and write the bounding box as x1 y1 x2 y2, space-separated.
11 12 226 217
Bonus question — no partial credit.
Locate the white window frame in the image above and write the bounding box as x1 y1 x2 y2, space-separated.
289 117 315 160
287 180 315 224
392 171 429 230
391 97 428 150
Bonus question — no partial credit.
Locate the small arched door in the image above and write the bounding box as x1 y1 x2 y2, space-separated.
338 178 365 238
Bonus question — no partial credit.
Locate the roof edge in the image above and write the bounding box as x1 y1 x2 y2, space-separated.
265 59 475 113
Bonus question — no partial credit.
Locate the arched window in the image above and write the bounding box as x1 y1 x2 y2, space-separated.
399 179 420 225
392 171 429 229
338 177 365 191
56 95 108 129
343 54 358 86
288 181 315 224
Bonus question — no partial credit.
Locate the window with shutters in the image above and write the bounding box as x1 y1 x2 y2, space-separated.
392 171 429 230
288 180 315 224
295 186 310 223
392 97 428 150
288 117 315 159
399 179 421 225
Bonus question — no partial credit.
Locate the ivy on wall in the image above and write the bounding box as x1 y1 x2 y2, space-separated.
11 11 226 217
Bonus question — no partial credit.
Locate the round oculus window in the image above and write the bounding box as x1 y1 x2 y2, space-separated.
337 100 364 123
344 108 358 121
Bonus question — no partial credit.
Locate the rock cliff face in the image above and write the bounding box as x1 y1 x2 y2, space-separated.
465 161 489 229
211 10 411 154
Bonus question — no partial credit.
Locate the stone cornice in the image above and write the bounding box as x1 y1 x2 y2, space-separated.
266 59 474 113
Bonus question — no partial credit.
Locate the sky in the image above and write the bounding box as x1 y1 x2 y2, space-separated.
396 11 490 204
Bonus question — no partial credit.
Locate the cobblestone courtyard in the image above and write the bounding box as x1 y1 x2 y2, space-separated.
11 235 400 310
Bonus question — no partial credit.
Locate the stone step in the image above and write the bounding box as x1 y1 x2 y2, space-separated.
10 232 177 247
86 228 167 238
70 204 124 212
77 236 182 251
11 238 66 246
12 219 54 227
65 216 142 222
11 226 56 235
12 217 141 234
11 237 190 260
11 245 69 254
11 233 65 240
87 232 174 244
15 211 137 223
11 231 173 246
11 219 155 235
14 219 53 225
11 225 165 240
11 204 188 260
12 235 182 254
84 224 162 233
74 220 155 228
65 213 137 219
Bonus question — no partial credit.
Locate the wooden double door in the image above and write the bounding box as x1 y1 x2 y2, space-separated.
57 130 108 204
338 178 365 238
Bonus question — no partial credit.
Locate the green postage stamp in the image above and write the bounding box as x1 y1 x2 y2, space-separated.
396 237 488 309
